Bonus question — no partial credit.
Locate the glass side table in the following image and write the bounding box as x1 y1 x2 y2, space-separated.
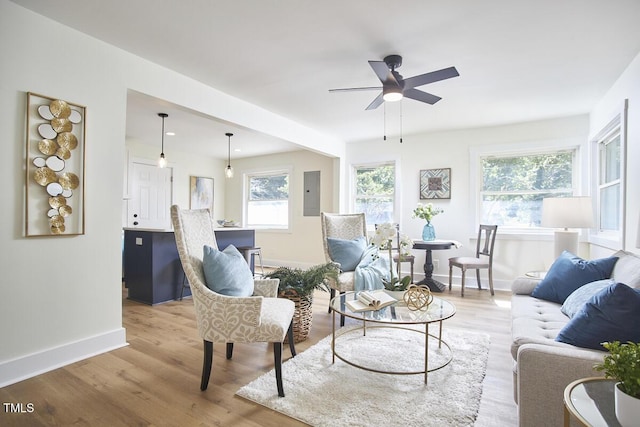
564 377 621 426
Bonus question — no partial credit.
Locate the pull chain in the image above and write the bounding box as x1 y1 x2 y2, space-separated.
383 102 387 141
399 101 403 143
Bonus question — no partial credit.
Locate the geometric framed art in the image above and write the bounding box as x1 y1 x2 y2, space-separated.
420 168 451 199
189 176 214 210
25 92 86 236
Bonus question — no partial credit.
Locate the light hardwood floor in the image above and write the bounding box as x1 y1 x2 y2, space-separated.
1 284 518 426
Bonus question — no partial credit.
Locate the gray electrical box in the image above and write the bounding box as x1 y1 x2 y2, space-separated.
303 171 320 216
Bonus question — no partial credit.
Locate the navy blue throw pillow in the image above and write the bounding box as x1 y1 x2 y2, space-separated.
555 283 640 350
531 251 618 304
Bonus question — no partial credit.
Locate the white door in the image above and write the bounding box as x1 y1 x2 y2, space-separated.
127 162 173 229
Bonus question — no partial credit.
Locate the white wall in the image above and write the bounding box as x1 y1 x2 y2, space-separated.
346 115 591 290
0 1 342 387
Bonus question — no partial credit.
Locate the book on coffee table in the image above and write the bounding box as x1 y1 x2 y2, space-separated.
345 290 397 312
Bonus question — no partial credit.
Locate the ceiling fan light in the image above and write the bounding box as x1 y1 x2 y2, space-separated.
383 87 403 102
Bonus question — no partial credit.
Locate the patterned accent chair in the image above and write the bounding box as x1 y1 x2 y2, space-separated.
171 205 296 397
320 212 368 325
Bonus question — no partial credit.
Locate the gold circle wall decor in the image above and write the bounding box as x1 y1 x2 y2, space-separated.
403 284 434 311
49 99 71 118
27 93 85 236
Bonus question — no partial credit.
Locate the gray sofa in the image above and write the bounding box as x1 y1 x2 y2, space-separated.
510 249 640 427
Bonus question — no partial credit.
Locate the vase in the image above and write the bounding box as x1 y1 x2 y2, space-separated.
615 382 640 427
422 222 436 241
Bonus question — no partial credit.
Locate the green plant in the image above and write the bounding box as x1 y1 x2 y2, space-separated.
412 203 443 222
594 341 640 398
265 263 340 297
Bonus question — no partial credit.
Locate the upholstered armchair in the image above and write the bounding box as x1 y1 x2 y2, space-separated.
320 212 368 325
170 205 295 397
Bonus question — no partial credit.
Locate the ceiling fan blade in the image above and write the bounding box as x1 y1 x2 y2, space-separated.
328 86 382 93
403 66 459 89
368 60 399 86
365 92 384 110
403 88 442 105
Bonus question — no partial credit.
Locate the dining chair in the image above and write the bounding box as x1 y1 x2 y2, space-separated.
448 224 498 297
320 212 368 326
171 205 296 397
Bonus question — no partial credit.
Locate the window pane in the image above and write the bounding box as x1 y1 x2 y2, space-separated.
247 200 288 227
481 192 572 227
480 151 574 228
246 172 289 229
482 153 573 192
599 184 620 231
355 197 393 224
604 136 620 183
250 175 288 201
355 164 395 224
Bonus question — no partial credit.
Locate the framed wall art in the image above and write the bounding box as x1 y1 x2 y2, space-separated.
25 92 86 236
420 168 451 199
189 176 214 210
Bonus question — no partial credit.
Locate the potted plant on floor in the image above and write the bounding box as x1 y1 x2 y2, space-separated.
594 341 640 426
266 263 339 343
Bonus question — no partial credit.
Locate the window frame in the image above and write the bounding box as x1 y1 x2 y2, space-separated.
470 138 587 237
589 100 627 250
350 161 397 228
243 166 292 231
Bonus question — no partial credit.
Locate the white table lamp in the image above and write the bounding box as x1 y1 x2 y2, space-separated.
542 197 594 258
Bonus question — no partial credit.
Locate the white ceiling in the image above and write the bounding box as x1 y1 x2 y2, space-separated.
11 0 640 159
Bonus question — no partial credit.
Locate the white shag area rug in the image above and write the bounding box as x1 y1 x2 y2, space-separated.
236 325 490 427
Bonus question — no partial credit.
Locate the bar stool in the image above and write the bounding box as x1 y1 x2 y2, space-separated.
238 246 264 278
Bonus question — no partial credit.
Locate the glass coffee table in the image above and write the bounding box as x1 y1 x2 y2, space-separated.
330 291 456 384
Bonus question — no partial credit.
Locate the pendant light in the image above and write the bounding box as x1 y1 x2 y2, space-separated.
158 113 168 168
225 132 234 178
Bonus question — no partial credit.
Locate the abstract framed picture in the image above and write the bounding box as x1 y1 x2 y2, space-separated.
189 176 214 210
420 168 451 199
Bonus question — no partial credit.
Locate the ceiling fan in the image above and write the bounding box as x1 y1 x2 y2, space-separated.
329 55 459 110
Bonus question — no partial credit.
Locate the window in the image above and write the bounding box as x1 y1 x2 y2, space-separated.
245 169 290 229
353 163 395 225
590 100 626 249
477 147 578 231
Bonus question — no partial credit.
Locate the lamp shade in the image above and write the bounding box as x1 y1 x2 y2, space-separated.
541 197 594 229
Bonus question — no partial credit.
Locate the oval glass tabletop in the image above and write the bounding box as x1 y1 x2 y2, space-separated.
330 291 456 324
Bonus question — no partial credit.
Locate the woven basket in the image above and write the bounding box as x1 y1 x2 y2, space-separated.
279 290 313 343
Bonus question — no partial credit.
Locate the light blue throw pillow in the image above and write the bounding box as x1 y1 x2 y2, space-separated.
531 251 618 304
560 279 613 318
556 283 640 350
327 236 368 271
202 244 254 296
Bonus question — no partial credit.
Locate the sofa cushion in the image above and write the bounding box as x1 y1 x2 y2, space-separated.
202 244 254 296
327 235 368 271
611 250 640 288
556 283 640 350
560 279 613 318
510 295 571 360
531 251 618 304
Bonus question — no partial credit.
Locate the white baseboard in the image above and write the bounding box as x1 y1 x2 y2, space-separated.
0 328 128 388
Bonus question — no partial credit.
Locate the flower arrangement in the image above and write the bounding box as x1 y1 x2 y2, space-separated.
412 203 443 223
594 341 640 398
371 223 413 291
